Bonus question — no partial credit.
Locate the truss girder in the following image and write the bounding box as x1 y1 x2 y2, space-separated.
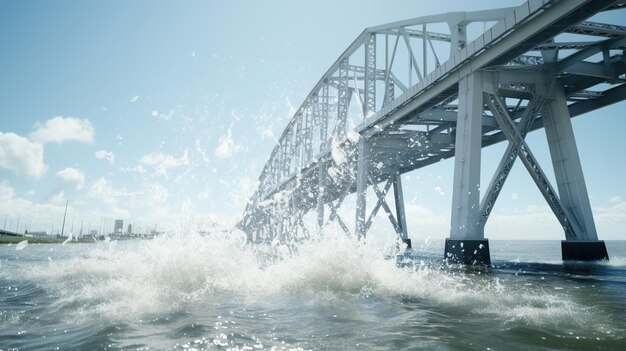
364 33 377 117
567 21 626 38
239 0 626 244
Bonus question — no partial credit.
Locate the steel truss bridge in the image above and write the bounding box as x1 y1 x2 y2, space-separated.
239 0 626 263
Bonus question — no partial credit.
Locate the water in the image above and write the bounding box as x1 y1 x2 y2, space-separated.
1 233 625 350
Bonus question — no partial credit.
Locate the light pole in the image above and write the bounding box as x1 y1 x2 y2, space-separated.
60 200 68 237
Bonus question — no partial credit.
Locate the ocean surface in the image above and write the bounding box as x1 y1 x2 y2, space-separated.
1 233 625 350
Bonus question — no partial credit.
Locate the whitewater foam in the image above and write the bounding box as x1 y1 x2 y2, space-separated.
13 230 609 333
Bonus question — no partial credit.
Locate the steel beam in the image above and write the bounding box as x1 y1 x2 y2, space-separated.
393 172 409 240
337 58 350 138
317 162 325 229
364 178 393 236
364 33 377 118
320 85 329 151
478 94 546 232
371 178 403 237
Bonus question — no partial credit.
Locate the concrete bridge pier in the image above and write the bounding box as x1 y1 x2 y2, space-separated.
543 85 608 261
445 71 608 264
445 71 491 265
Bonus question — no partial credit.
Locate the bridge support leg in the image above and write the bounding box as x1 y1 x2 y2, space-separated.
393 173 411 249
445 72 490 265
355 139 368 240
317 162 325 231
543 85 608 261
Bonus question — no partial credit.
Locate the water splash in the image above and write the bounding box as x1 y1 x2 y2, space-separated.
15 240 28 251
15 229 613 334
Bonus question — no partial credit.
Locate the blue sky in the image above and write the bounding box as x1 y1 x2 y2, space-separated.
1 0 625 240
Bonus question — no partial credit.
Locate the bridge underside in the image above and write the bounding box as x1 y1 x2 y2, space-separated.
239 0 626 264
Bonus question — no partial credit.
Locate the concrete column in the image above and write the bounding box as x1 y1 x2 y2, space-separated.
543 84 608 260
450 72 483 239
446 71 490 264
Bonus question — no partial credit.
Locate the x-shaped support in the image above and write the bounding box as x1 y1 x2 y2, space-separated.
325 177 355 236
362 174 405 240
294 207 311 240
484 92 583 239
478 95 546 229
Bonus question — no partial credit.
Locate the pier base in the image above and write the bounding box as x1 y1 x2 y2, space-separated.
561 240 609 261
402 238 412 249
444 239 491 265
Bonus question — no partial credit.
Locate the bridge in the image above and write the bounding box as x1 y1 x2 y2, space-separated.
0 228 23 237
238 0 626 264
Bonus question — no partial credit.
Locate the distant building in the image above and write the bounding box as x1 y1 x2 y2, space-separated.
28 231 48 237
127 224 132 234
114 220 124 234
90 230 98 236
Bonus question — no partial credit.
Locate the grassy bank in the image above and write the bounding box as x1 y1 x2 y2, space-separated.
0 236 96 244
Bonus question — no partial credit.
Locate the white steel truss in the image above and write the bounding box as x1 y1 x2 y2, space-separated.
239 0 626 261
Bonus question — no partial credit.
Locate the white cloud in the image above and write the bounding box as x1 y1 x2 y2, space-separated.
0 181 67 233
0 132 47 179
0 181 16 201
95 150 115 164
214 125 241 158
88 177 136 205
30 116 95 144
86 178 169 220
87 178 113 202
49 190 65 204
118 165 146 174
140 149 189 177
56 167 85 190
110 206 130 219
595 199 626 230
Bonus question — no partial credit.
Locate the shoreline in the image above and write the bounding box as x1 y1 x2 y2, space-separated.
0 236 97 244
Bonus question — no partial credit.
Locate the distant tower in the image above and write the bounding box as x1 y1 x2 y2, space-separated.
114 219 124 234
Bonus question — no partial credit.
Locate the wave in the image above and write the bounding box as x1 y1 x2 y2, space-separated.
11 229 617 334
